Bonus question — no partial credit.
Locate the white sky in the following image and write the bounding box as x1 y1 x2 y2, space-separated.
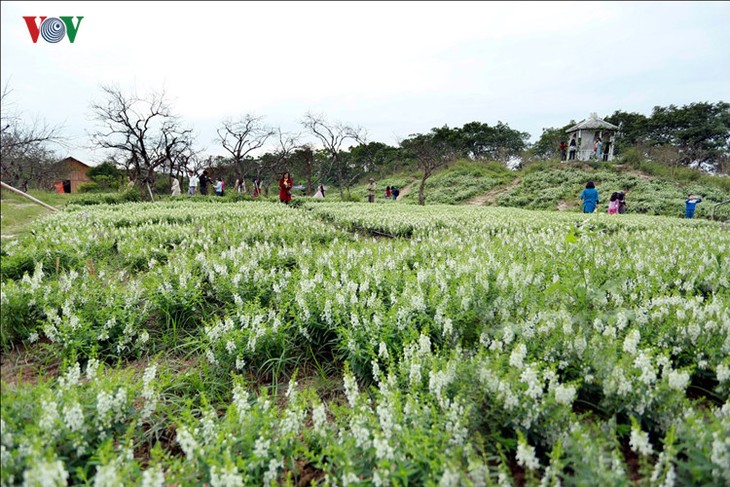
2 1 729 165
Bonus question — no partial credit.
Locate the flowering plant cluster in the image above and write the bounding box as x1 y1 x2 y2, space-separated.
2 201 728 485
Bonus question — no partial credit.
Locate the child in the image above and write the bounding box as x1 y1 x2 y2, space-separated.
215 177 224 196
617 187 628 214
385 186 392 199
685 194 702 219
608 192 620 214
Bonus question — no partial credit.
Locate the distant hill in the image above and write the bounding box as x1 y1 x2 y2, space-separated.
347 159 730 221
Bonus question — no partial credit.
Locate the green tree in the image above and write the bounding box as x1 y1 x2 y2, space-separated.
87 161 125 190
605 110 651 155
400 131 456 206
530 123 575 160
348 141 401 179
428 121 530 163
647 102 730 165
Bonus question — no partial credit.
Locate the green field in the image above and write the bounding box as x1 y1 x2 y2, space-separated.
1 200 729 486
0 190 74 237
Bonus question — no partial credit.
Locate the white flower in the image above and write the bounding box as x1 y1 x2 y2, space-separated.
22 458 69 486
59 362 81 390
554 384 577 405
254 437 270 460
623 329 641 355
141 466 165 487
667 370 690 391
176 427 199 461
629 426 653 456
85 358 100 381
63 401 85 433
94 461 121 487
516 440 540 470
200 409 217 445
210 464 244 487
344 373 359 408
312 403 327 435
40 399 60 433
717 364 730 383
509 343 527 369
263 459 281 485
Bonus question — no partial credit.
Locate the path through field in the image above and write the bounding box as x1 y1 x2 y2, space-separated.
463 178 521 205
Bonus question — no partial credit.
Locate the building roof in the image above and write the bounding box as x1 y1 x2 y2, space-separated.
566 113 619 133
58 156 91 168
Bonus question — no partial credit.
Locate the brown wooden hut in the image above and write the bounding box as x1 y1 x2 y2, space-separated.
53 157 92 193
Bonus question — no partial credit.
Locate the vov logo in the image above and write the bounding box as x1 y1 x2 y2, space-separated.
23 16 84 44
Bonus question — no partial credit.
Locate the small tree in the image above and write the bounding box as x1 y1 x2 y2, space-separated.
87 161 125 190
217 115 274 178
400 132 456 206
301 112 365 200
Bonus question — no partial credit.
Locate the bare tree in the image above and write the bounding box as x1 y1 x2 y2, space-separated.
301 112 365 199
1 83 65 189
89 85 194 200
400 133 456 206
216 115 274 178
290 144 316 195
258 129 299 196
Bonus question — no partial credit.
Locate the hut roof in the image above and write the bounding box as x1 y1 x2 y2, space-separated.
566 113 619 133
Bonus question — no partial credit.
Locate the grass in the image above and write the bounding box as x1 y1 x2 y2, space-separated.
0 189 74 237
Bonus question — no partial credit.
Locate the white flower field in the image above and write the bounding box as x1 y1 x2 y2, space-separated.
1 201 728 486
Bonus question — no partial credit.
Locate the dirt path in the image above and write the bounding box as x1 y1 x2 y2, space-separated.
396 181 415 201
463 178 521 206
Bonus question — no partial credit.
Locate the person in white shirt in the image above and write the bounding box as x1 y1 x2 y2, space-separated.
187 170 199 196
171 177 181 196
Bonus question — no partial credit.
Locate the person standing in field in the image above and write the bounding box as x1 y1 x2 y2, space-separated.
392 186 400 200
200 170 212 195
215 177 224 196
170 177 181 196
367 178 376 203
314 183 325 199
253 176 262 197
608 192 620 214
595 138 603 160
579 180 599 213
617 187 629 214
279 171 293 204
187 170 199 196
559 141 568 161
685 194 703 219
568 137 577 160
385 186 392 199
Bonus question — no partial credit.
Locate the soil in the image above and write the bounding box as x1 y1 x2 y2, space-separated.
396 182 414 201
0 339 62 389
463 178 522 206
557 200 576 211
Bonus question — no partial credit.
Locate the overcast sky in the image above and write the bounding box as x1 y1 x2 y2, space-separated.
2 1 729 165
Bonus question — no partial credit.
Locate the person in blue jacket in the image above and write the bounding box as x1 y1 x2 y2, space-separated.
579 181 599 213
685 194 703 218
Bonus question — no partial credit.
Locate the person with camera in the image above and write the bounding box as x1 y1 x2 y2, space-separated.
279 171 294 204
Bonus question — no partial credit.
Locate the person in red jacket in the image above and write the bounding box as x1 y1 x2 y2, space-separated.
279 171 293 204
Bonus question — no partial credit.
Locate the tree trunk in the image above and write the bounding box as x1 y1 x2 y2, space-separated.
418 171 430 206
306 162 313 195
336 158 344 200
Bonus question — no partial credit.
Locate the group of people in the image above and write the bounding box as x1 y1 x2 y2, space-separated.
579 181 628 214
580 181 704 218
560 136 609 162
174 170 227 197
384 185 400 200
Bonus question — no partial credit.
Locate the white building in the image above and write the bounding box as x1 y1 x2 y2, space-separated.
565 113 619 161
